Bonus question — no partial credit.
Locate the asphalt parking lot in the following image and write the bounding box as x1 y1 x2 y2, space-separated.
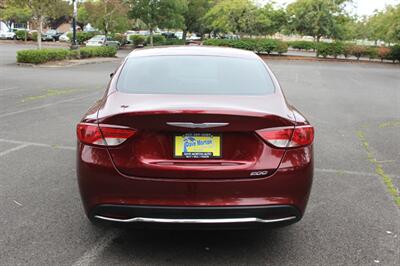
0 43 399 266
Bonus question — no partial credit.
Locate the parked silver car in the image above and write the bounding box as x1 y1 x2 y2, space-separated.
85 35 120 48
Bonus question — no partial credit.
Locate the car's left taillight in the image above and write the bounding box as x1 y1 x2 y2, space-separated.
256 125 314 149
76 123 136 147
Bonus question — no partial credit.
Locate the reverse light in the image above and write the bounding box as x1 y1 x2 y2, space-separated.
256 126 314 148
77 123 136 146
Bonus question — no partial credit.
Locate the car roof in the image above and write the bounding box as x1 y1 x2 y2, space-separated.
127 46 259 59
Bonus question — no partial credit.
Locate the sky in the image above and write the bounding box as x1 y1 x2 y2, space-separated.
266 0 400 16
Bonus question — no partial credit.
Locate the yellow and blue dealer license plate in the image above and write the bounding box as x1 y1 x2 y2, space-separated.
174 133 221 159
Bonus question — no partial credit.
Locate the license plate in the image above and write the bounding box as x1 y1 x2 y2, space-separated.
174 133 221 159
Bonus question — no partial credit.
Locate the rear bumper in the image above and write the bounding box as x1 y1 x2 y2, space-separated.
77 144 313 224
92 205 301 228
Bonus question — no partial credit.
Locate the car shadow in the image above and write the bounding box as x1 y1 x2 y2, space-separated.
97 225 298 265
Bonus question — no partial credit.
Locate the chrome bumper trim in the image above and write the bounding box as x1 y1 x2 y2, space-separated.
94 215 297 224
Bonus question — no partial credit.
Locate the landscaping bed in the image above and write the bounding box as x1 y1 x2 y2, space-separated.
16 46 117 64
202 39 400 64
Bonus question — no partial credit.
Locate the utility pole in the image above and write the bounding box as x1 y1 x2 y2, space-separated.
71 0 78 49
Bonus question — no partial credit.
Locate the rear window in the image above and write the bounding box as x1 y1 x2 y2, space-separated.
117 55 275 95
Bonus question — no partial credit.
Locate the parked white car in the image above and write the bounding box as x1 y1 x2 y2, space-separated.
59 32 70 42
0 30 16 40
188 34 201 41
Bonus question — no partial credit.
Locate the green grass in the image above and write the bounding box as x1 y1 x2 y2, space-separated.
379 120 400 128
20 88 82 102
356 130 400 207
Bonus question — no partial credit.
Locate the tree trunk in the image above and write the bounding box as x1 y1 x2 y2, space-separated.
316 36 321 42
182 30 187 41
149 28 154 46
37 15 43 49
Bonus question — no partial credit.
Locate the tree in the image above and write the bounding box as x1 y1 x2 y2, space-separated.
254 3 287 36
204 0 257 37
13 0 68 49
339 16 368 41
287 0 350 41
128 0 187 46
365 5 400 44
0 5 32 27
79 0 130 38
182 0 210 40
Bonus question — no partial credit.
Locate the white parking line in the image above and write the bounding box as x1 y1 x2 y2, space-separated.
72 229 120 266
0 87 18 92
0 92 99 119
315 168 379 177
0 138 74 150
0 144 30 157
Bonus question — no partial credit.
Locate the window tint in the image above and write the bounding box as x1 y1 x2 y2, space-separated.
117 55 275 95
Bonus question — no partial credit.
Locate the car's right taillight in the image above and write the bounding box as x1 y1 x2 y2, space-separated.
256 125 314 149
77 123 136 147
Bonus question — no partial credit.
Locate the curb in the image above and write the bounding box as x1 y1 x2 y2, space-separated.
16 57 122 68
259 54 400 65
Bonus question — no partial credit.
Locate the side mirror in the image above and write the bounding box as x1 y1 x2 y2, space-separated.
110 72 114 78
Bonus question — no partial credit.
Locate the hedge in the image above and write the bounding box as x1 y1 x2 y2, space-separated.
388 45 400 63
17 46 117 64
288 40 316 51
79 46 117 58
17 48 70 64
130 34 146 47
16 30 28 40
148 34 166 45
30 32 38 41
164 39 186 45
316 42 344 58
66 31 97 44
202 38 287 55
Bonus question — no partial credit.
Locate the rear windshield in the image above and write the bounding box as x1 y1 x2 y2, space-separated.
117 55 275 95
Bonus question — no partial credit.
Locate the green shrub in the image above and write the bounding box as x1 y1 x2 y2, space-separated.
316 43 330 58
230 39 257 51
130 35 146 47
203 38 288 55
288 41 316 51
17 46 116 64
30 32 38 41
388 45 400 63
256 39 278 54
316 42 344 58
79 46 117 58
275 41 289 55
16 30 28 40
67 31 97 44
17 48 70 64
365 47 378 60
112 33 125 45
148 34 166 45
343 44 353 58
202 39 234 47
164 39 185 45
69 49 80 59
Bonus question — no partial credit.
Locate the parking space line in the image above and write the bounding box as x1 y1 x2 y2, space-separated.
0 87 18 92
72 229 120 266
0 138 74 150
315 168 379 177
0 144 30 157
0 91 100 119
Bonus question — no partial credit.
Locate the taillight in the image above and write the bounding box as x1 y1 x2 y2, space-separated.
256 126 314 148
76 123 136 146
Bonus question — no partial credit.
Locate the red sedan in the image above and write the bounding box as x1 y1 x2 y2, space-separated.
76 46 314 228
